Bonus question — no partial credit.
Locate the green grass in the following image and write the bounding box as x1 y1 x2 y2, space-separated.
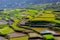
0 26 14 34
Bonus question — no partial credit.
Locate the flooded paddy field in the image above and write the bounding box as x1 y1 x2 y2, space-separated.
28 27 60 40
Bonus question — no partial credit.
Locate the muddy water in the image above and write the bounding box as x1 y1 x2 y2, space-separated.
55 37 60 40
0 37 8 40
30 28 60 40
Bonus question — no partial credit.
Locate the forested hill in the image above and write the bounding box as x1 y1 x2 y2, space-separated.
0 0 60 9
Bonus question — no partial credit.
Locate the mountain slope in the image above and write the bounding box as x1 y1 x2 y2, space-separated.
0 0 60 9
